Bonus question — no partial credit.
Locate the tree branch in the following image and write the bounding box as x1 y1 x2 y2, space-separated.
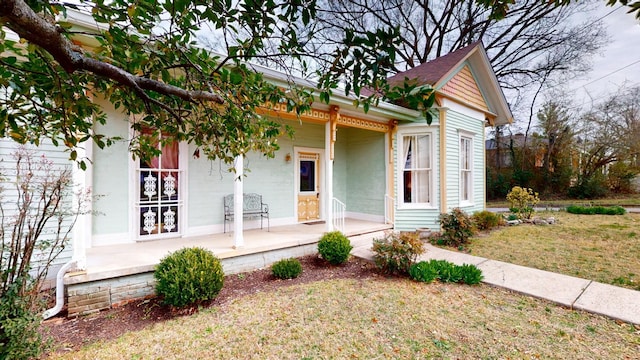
1 0 224 108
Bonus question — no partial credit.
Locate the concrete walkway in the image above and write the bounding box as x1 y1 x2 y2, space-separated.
349 231 640 325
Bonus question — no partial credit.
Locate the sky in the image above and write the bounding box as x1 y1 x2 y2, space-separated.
567 3 640 110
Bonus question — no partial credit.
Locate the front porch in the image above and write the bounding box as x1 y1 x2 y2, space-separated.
63 219 391 317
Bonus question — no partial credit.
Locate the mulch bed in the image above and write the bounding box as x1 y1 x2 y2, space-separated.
41 255 379 354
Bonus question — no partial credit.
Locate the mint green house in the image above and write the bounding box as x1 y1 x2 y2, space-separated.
1 34 511 316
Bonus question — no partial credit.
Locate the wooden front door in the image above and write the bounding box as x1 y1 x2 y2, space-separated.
297 151 321 222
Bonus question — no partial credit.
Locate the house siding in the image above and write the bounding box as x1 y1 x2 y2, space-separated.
443 106 485 215
188 120 325 229
344 127 386 217
0 138 75 278
92 98 132 237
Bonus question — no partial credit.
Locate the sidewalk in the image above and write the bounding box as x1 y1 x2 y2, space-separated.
349 231 640 325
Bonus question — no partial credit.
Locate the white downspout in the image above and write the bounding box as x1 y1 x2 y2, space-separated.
42 260 76 319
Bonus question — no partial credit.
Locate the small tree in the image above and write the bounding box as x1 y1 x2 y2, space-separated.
1 147 89 359
506 186 540 219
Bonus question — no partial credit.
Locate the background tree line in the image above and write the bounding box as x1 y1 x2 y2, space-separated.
487 86 640 200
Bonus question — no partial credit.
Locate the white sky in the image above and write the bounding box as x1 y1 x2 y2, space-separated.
568 3 640 110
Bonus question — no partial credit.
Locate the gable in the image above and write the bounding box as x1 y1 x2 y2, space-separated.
439 65 489 112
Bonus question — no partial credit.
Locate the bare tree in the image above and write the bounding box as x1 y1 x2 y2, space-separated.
578 86 640 179
308 0 607 110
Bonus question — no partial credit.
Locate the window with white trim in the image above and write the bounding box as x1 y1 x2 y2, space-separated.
460 135 473 203
400 133 432 205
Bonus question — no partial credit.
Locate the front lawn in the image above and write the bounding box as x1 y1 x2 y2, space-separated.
50 279 639 359
468 211 640 290
486 194 640 208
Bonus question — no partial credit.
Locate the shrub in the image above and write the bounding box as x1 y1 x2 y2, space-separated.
155 247 224 307
271 258 302 279
439 208 476 247
1 148 88 359
566 205 626 215
568 175 608 199
372 232 425 275
506 186 540 219
430 259 462 283
0 281 45 359
317 231 352 265
472 210 505 230
459 264 484 285
408 261 439 283
409 260 483 285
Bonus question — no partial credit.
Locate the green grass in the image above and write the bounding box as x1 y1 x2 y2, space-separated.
49 279 639 359
487 194 640 208
468 211 640 290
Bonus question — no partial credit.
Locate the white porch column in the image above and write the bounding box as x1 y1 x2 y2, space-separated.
72 142 92 270
233 154 244 248
325 121 334 232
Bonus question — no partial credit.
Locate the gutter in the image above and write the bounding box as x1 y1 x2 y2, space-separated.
42 260 77 320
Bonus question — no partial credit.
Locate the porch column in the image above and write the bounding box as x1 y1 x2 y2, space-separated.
325 119 334 232
233 154 244 248
72 142 91 270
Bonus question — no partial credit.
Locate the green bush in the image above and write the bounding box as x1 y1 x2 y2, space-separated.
372 232 425 275
439 208 476 248
0 280 45 359
154 247 224 307
506 186 540 219
568 175 608 199
566 205 626 215
429 259 462 283
409 260 483 285
459 264 484 285
472 210 505 230
317 231 353 265
408 261 439 283
271 258 303 279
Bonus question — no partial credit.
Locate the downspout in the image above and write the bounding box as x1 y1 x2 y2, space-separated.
43 135 91 320
42 260 77 319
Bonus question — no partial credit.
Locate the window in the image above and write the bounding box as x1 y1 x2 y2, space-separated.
401 134 432 205
460 136 473 203
136 129 182 238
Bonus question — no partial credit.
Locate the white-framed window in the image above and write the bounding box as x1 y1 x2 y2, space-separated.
399 132 433 207
460 135 473 204
135 129 185 240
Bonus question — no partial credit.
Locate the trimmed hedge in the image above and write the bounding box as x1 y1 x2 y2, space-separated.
566 205 626 215
155 247 224 307
271 258 303 279
318 231 352 265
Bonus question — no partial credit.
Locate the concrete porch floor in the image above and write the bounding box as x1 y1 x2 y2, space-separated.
66 219 392 286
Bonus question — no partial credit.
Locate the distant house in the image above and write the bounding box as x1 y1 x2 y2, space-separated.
2 13 512 317
486 133 545 170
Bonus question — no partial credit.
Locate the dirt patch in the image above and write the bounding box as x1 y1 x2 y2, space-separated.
41 255 379 354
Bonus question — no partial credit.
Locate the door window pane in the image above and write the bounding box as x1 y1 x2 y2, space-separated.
300 160 315 192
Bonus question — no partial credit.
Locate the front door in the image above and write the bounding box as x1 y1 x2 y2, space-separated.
297 150 321 222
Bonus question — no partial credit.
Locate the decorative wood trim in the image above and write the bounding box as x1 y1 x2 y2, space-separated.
440 65 488 111
258 103 332 123
336 115 390 132
329 106 339 160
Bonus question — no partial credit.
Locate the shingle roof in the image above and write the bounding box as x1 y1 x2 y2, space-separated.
387 41 482 87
